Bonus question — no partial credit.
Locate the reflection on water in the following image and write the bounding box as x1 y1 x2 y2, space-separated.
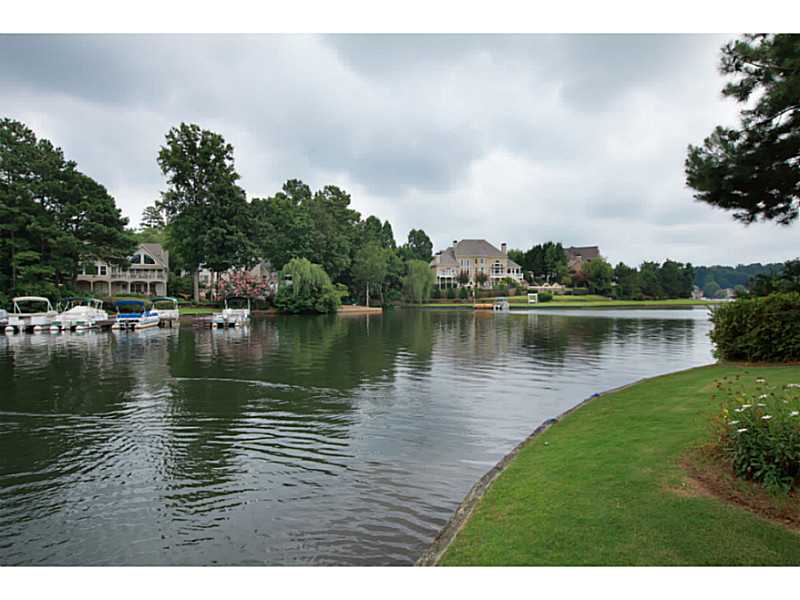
0 308 713 565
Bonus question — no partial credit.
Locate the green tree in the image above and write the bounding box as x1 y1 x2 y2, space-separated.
402 260 436 303
141 204 166 229
639 261 663 299
157 122 256 302
0 118 133 299
352 241 389 307
400 229 433 262
274 257 339 314
686 34 800 225
306 185 361 282
251 180 313 274
613 262 641 299
582 257 614 296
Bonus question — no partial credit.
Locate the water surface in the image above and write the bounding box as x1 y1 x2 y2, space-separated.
0 308 713 565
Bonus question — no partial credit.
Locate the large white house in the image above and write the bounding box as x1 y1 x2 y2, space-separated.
430 239 524 288
76 243 169 297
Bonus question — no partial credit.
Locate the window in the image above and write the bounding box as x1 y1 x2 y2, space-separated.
143 254 156 265
130 254 142 265
493 261 503 276
99 265 107 276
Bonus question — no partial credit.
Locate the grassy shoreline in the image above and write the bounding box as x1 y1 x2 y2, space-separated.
435 363 800 566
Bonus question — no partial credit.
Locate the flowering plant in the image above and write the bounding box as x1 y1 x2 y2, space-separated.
213 270 273 300
715 375 800 493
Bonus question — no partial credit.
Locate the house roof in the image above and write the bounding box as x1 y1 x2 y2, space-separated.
430 248 459 268
139 243 169 269
507 257 522 269
565 246 600 261
453 239 506 258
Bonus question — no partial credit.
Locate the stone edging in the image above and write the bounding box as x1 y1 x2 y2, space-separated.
414 373 680 566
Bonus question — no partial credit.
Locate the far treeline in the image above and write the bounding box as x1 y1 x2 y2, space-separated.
507 242 695 300
0 119 438 312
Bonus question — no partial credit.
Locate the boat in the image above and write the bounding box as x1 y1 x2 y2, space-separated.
112 299 160 331
493 297 510 311
150 296 180 327
51 297 111 332
5 297 58 333
211 297 251 328
0 309 7 330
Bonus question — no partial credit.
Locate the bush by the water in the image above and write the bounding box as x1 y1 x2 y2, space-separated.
714 375 800 493
446 287 456 300
537 291 553 302
709 293 800 362
274 258 340 314
458 287 469 300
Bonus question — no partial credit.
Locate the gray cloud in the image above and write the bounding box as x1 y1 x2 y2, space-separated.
0 33 795 266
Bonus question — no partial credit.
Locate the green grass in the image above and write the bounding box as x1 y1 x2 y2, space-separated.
440 364 800 565
178 306 216 316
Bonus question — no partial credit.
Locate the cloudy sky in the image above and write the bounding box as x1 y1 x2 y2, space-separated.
1 34 795 266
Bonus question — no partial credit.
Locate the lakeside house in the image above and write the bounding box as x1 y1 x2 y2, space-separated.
76 243 169 296
430 239 524 288
565 246 600 273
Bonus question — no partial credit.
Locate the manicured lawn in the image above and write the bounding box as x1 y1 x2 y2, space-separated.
178 306 216 316
439 364 800 565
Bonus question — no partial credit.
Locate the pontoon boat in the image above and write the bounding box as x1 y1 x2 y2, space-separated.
150 296 180 326
211 297 251 328
5 297 58 333
112 300 160 331
51 297 110 332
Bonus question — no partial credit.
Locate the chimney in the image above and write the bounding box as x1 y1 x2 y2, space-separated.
452 240 458 247
501 242 507 254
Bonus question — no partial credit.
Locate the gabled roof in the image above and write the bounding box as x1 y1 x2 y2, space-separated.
454 239 505 258
431 248 459 269
139 243 169 269
507 257 522 269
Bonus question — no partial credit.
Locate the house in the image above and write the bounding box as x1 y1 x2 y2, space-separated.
76 243 169 297
565 246 600 272
430 239 524 288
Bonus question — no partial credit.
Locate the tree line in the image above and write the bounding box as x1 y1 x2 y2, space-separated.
0 118 436 312
0 118 135 306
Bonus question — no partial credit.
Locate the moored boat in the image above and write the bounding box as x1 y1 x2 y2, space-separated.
5 297 57 333
112 300 160 331
150 296 180 327
211 297 251 328
51 297 110 332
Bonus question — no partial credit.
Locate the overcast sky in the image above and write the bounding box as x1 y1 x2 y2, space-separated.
1 34 795 266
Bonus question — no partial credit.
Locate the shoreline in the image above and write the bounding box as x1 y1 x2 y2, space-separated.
414 370 685 566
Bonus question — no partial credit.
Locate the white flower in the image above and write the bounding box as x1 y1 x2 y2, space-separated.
786 383 800 388
759 394 769 399
741 404 752 409
728 420 740 425
734 408 744 413
762 415 772 420
790 411 799 417
756 378 766 383
737 428 748 433
757 403 767 407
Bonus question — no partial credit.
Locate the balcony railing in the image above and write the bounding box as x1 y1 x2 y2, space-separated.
78 270 166 281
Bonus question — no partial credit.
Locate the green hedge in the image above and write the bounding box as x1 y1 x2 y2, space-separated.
710 293 800 362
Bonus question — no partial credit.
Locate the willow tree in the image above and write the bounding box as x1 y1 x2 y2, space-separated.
402 260 436 304
275 257 339 314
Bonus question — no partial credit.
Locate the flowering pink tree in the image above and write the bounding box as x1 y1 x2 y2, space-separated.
214 270 273 300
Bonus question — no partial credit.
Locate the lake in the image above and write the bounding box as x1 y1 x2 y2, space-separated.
0 307 714 565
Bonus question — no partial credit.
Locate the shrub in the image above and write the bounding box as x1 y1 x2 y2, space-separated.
446 287 456 300
714 375 800 493
538 291 553 303
710 293 800 362
431 288 442 300
458 287 469 300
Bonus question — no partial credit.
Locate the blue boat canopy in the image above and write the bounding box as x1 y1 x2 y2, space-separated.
114 299 145 307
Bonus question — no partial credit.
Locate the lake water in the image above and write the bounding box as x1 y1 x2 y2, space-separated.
0 307 714 565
